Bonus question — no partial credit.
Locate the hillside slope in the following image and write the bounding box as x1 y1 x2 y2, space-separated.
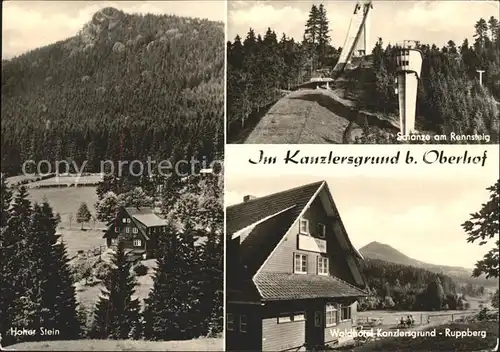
359 241 498 288
1 7 224 175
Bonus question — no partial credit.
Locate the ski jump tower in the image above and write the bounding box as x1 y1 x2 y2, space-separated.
333 0 373 74
394 41 423 135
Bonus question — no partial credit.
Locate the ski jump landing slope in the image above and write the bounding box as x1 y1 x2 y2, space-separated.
243 89 399 144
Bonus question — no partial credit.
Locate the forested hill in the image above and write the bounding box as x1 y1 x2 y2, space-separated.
359 241 498 288
360 258 464 311
1 7 224 176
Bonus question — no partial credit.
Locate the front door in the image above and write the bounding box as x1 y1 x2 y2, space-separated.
305 300 325 349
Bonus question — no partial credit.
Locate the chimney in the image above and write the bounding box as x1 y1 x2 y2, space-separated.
243 195 256 202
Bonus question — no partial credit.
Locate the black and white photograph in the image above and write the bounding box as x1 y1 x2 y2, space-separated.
225 151 499 351
1 1 224 350
226 1 499 144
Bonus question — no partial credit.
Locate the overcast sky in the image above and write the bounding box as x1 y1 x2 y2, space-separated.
2 0 225 59
228 1 499 49
226 158 498 269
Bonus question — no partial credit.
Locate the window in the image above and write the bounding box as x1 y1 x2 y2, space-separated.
132 227 138 234
133 239 142 247
317 223 326 238
239 315 247 333
278 312 305 324
340 306 352 321
122 218 127 224
111 238 118 245
326 304 338 327
317 256 329 275
278 314 291 323
125 227 130 234
299 218 309 234
127 218 131 223
227 314 234 331
294 253 308 274
293 312 305 322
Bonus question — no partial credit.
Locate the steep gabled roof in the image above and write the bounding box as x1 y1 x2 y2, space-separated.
227 181 323 235
227 181 323 278
104 206 167 240
227 180 368 302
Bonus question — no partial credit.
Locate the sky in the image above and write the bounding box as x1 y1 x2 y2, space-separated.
225 146 499 269
2 0 226 59
228 1 499 49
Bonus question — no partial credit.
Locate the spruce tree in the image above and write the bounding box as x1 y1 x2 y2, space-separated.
90 240 140 339
28 201 80 340
0 175 13 335
199 230 223 337
76 202 92 230
143 223 183 340
317 4 331 67
144 221 205 341
304 4 320 70
1 186 33 346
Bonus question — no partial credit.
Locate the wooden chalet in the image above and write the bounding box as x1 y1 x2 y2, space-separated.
226 181 368 351
103 206 168 260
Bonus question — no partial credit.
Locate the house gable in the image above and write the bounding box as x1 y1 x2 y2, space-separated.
256 182 366 289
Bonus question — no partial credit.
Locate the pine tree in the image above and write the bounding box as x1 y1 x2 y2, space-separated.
0 174 12 225
76 202 92 230
143 224 184 340
0 175 13 334
199 230 223 337
90 241 140 339
304 4 320 70
317 4 331 66
178 222 203 339
28 202 80 340
143 220 203 341
0 186 33 346
95 191 119 222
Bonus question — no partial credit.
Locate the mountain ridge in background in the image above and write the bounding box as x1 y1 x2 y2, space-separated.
359 241 498 288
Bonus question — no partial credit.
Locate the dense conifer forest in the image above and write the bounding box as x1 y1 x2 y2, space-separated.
359 258 468 312
1 7 224 176
227 3 499 143
0 173 223 346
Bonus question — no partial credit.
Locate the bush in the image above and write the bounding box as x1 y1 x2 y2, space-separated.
134 263 148 276
93 260 112 281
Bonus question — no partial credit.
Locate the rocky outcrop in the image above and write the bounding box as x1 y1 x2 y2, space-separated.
112 42 126 53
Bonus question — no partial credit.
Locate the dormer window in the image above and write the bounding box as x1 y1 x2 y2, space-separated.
299 218 309 235
122 218 127 224
317 223 326 238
